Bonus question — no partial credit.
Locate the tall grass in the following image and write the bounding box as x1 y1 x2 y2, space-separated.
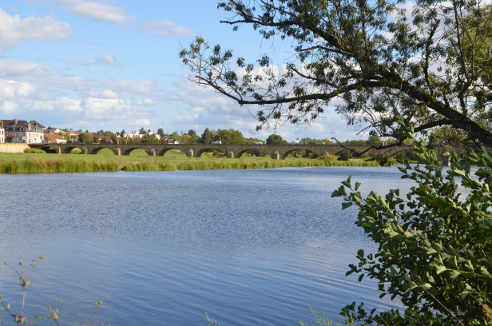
0 159 119 174
0 157 380 174
122 159 380 171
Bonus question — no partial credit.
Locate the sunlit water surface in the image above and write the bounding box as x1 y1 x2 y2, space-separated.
0 166 422 325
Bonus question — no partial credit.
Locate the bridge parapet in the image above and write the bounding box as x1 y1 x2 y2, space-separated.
34 143 416 160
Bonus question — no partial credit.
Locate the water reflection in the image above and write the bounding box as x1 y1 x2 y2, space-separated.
0 167 414 325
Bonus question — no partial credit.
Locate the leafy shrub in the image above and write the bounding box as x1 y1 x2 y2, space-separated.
319 155 339 162
24 148 46 154
338 150 353 161
71 148 82 154
332 120 492 325
374 152 397 166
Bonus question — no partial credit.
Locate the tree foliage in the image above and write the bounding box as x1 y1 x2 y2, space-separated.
266 134 287 144
180 0 492 148
332 118 492 325
216 128 245 144
201 128 213 144
58 132 71 142
78 133 93 144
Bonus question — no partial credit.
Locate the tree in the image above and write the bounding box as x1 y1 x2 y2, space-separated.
201 128 213 144
104 131 115 139
266 134 287 145
180 1 492 148
101 136 110 142
157 128 165 137
121 129 126 136
78 133 93 144
58 132 70 142
216 129 245 144
331 119 492 325
93 136 100 143
139 127 146 134
170 131 181 141
141 134 159 144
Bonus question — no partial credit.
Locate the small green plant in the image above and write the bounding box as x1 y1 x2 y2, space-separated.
24 149 46 154
319 155 339 162
1 258 108 326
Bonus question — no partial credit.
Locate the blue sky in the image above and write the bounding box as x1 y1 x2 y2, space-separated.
0 0 361 142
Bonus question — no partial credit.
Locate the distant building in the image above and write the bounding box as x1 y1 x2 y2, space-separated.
68 131 81 143
44 133 67 144
0 126 4 143
45 127 63 134
0 119 45 143
122 131 161 141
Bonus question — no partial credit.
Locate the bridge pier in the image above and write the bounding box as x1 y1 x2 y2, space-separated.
149 148 156 157
114 148 121 156
57 147 62 154
272 150 280 160
227 150 235 158
187 148 194 157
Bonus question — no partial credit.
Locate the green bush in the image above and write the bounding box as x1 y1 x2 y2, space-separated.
23 148 46 154
332 119 492 325
70 148 82 154
338 150 353 161
319 155 339 162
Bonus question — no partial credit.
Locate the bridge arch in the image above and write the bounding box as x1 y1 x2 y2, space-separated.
123 147 149 156
157 148 183 157
235 147 269 158
62 146 83 154
89 147 116 155
196 147 226 158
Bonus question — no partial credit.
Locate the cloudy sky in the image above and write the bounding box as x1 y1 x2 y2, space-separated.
0 0 362 142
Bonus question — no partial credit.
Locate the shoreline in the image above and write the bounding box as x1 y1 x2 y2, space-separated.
0 154 381 174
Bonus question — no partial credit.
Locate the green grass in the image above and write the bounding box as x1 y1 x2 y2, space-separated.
0 151 380 174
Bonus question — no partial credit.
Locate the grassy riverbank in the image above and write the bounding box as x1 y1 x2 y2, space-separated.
0 150 380 174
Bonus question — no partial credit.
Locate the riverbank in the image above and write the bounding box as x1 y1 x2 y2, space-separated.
0 151 380 173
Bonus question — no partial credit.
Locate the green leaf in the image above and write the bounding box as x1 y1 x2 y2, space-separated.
355 182 361 191
448 270 461 280
480 266 490 276
435 266 447 274
342 202 353 210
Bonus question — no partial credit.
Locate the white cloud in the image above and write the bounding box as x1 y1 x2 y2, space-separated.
0 80 37 101
94 54 119 66
125 98 156 106
130 118 150 126
63 1 133 23
57 54 120 67
0 7 73 52
0 60 61 78
89 89 120 98
124 20 195 38
0 101 19 113
53 97 83 112
29 100 55 111
83 97 151 120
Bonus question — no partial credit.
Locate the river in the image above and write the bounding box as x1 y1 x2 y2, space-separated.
0 166 410 325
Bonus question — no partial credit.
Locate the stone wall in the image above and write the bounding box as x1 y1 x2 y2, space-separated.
0 143 29 153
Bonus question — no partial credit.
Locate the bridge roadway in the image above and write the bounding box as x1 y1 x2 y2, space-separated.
32 143 415 159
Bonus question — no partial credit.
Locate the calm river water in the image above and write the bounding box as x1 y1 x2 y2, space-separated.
0 166 411 325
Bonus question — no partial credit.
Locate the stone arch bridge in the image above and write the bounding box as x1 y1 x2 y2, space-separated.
32 143 415 160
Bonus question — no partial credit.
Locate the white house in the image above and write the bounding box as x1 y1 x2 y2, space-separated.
0 119 45 143
123 131 161 141
0 127 4 143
